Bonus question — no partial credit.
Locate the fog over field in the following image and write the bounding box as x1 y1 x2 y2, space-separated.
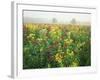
23 11 91 25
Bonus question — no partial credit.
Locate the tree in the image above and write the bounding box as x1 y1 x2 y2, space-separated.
70 18 77 24
52 18 57 23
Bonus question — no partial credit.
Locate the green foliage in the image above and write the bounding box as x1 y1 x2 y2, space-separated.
23 23 91 69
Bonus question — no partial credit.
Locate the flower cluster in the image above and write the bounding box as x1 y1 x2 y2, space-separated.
55 53 63 63
23 23 91 69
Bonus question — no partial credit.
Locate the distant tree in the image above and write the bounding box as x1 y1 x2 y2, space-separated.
52 18 57 23
70 18 77 24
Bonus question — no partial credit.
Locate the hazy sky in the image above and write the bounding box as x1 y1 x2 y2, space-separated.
23 10 91 24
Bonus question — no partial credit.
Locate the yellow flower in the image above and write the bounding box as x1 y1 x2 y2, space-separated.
71 61 79 67
77 42 85 48
27 33 35 39
25 23 38 31
69 51 74 56
29 34 35 37
37 38 43 41
64 39 73 45
66 49 74 56
40 47 43 52
55 53 63 63
25 23 33 30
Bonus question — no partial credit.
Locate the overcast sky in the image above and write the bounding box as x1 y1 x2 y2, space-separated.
23 10 91 24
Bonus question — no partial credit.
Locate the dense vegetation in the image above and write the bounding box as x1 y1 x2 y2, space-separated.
23 23 91 69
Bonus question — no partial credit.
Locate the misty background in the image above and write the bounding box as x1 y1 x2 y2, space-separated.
23 10 91 25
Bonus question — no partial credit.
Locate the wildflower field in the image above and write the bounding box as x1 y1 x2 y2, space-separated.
23 23 91 69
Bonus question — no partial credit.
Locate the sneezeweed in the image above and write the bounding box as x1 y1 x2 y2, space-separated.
49 26 61 40
26 33 35 43
23 23 91 69
27 34 35 39
55 53 62 62
77 42 86 48
55 53 64 67
64 38 73 45
71 61 79 67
